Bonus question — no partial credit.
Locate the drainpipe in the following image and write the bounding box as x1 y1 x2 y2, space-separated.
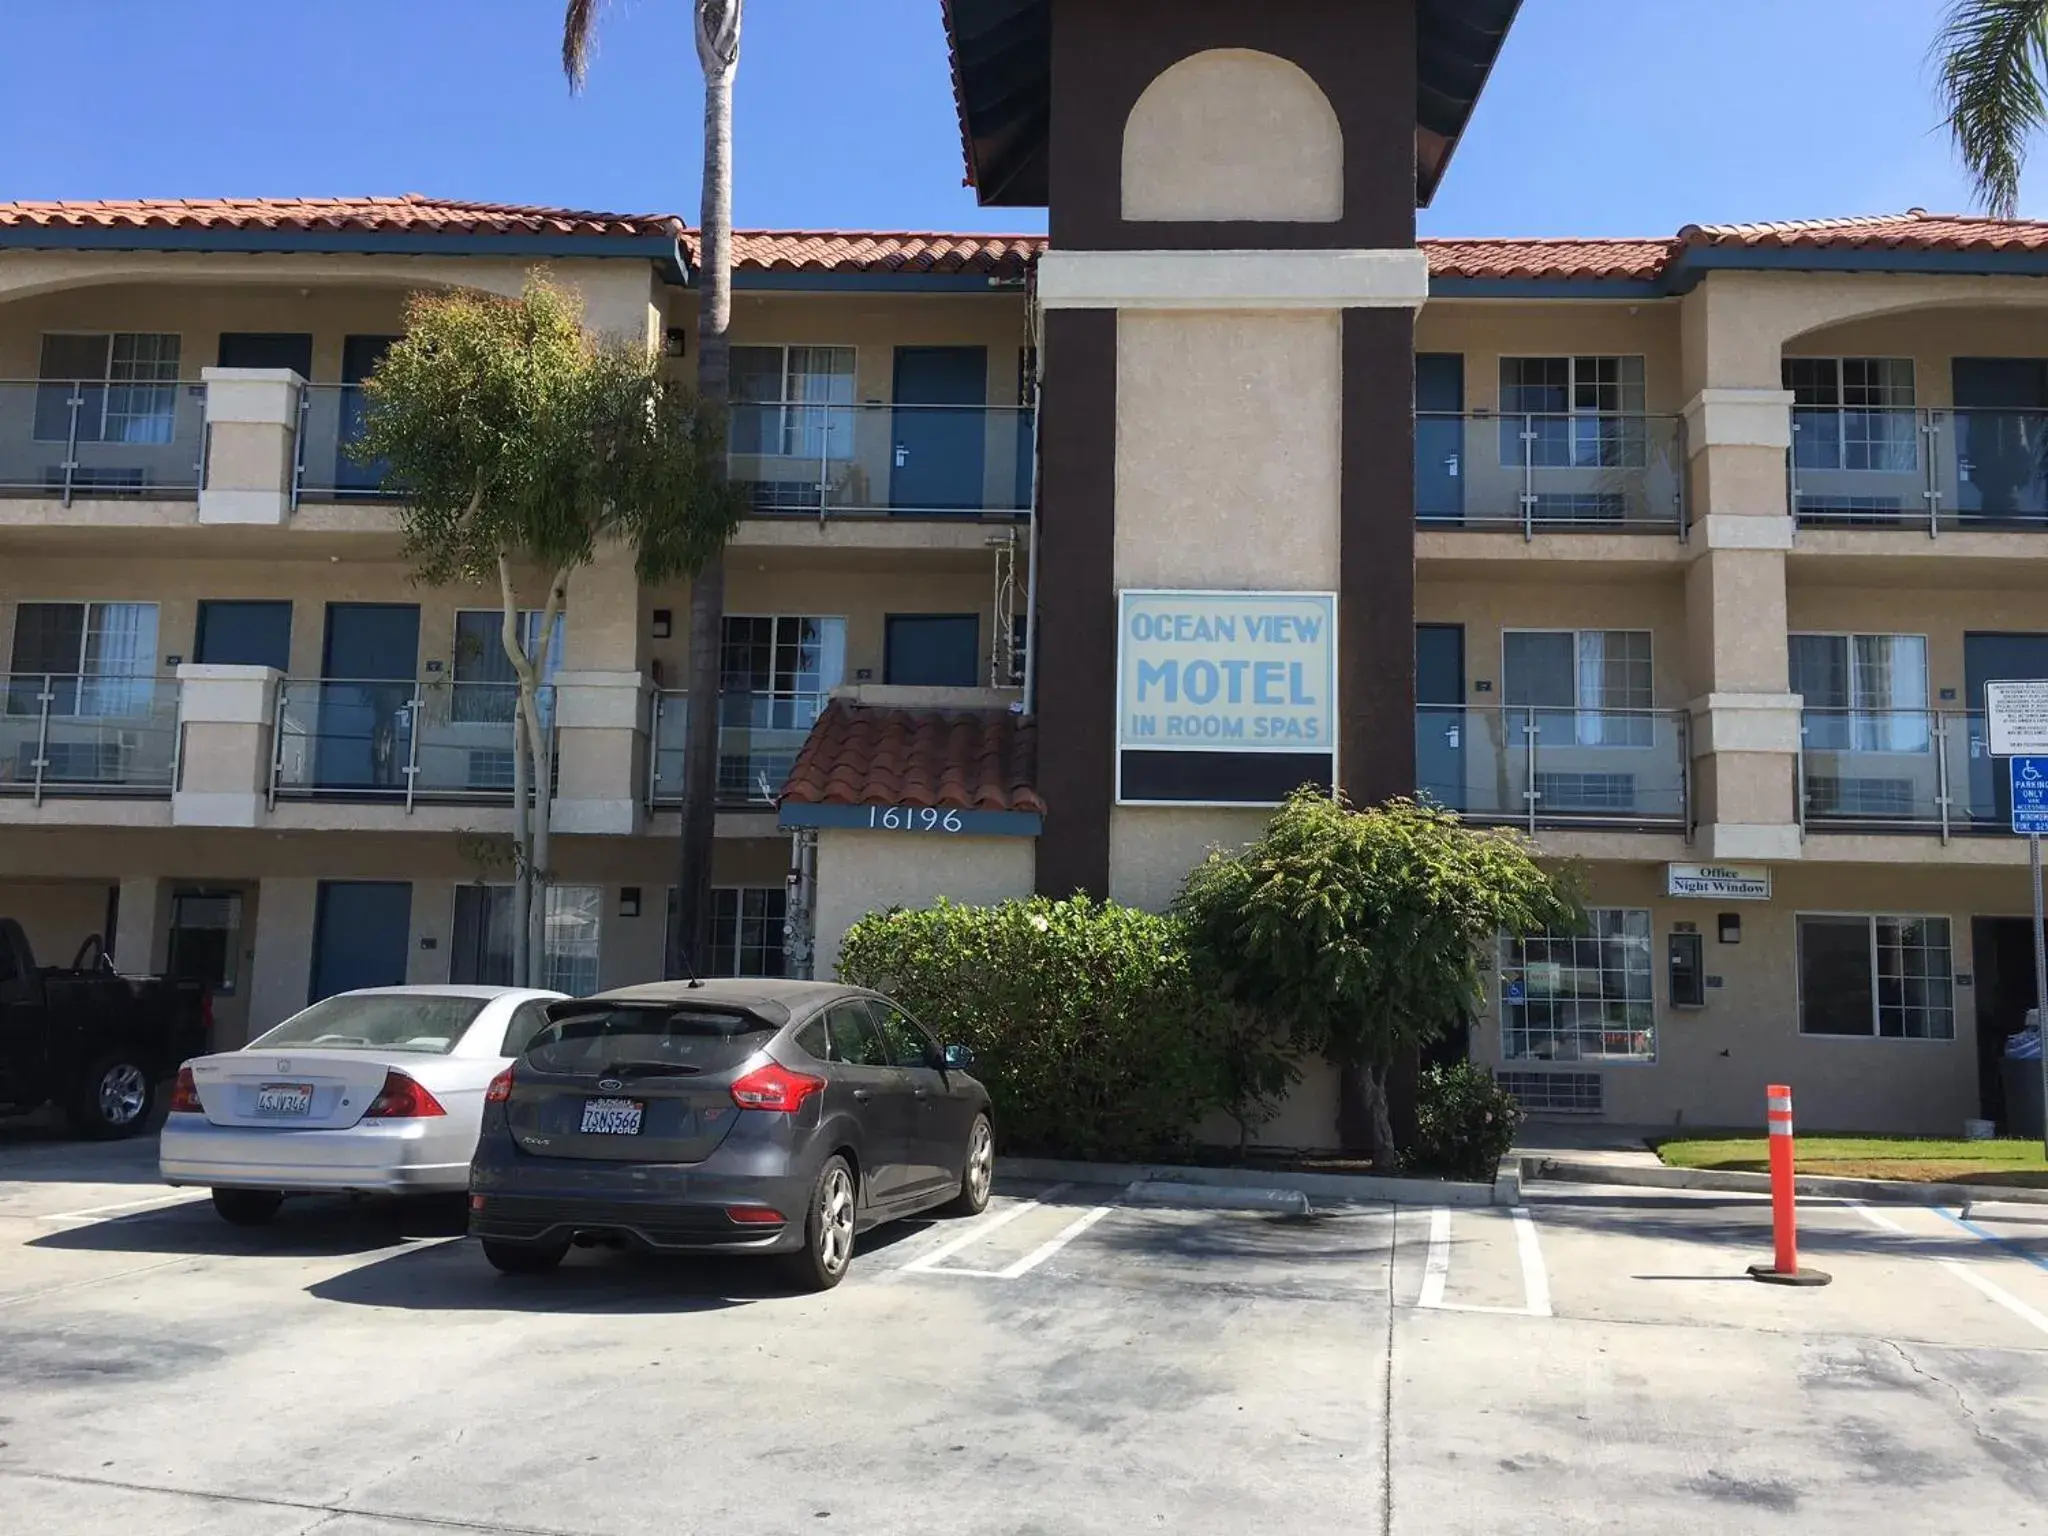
1021 265 1045 717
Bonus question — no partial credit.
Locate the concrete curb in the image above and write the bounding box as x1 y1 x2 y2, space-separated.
1124 1180 1313 1216
997 1156 1501 1207
1521 1154 2048 1209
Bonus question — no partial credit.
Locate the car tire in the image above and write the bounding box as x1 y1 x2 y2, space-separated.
66 1053 157 1140
782 1154 857 1292
210 1188 284 1226
942 1113 995 1217
481 1238 568 1275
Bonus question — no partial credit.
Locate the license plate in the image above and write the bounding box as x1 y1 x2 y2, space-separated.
580 1097 644 1135
256 1083 313 1117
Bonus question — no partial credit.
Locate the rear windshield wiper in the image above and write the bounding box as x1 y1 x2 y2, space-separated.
595 1060 704 1079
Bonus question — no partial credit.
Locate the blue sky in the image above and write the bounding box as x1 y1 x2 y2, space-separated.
0 0 2032 236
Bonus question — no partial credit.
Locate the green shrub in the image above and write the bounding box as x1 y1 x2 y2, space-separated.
836 895 1294 1161
1409 1061 1523 1182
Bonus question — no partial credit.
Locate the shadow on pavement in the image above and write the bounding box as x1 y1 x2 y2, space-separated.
306 1217 936 1314
0 1119 168 1186
26 1193 470 1258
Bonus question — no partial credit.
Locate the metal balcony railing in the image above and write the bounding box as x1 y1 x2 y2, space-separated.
0 379 206 504
1415 705 1690 831
1415 411 1686 536
0 674 179 802
271 679 553 809
293 382 402 504
647 689 831 809
1798 708 2002 839
729 402 1034 520
1790 407 2048 533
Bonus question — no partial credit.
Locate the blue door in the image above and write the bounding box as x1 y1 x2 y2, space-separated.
337 335 400 493
195 601 292 672
217 333 314 375
1953 359 2048 522
1416 354 1466 525
309 881 412 1003
318 604 419 792
891 347 987 514
1416 624 1466 811
886 614 981 687
1966 633 2048 826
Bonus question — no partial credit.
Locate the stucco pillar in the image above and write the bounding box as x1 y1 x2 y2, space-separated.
247 877 318 1032
111 876 167 975
1679 280 1802 860
199 369 301 525
550 671 652 835
173 664 280 827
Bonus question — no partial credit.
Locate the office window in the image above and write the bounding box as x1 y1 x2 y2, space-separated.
450 884 602 995
1503 629 1653 745
451 610 565 722
1499 355 1647 468
6 601 159 716
1500 908 1655 1062
1790 633 1928 751
718 615 846 801
712 886 788 976
1784 357 1917 472
1798 915 1954 1039
35 332 183 444
731 344 857 460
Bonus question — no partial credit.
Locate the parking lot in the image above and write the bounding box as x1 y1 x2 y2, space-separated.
5 1125 2048 1535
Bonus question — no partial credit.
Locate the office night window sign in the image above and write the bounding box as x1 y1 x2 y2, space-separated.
1116 589 1338 806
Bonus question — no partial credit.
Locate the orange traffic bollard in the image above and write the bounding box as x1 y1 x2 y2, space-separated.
1748 1082 1831 1287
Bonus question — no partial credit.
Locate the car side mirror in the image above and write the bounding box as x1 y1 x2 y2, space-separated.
942 1043 974 1070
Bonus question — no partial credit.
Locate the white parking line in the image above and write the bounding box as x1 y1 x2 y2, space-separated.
1418 1207 1451 1308
995 1205 1112 1279
900 1184 1071 1274
901 1184 1117 1280
1846 1199 2048 1341
1512 1207 1553 1318
34 1191 204 1223
1414 1205 1551 1318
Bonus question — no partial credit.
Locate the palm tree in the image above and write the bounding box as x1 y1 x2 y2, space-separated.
564 0 743 979
1937 0 2048 217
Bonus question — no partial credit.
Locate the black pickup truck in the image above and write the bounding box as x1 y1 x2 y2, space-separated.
0 918 211 1138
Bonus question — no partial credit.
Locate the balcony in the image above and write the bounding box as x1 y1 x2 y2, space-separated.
1790 407 2048 533
0 379 205 503
270 679 549 808
1415 706 1690 830
648 690 827 809
1799 708 2003 837
0 675 179 801
729 402 1033 521
293 383 399 504
1415 412 1685 536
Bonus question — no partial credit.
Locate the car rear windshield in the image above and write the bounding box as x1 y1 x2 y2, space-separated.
522 1006 777 1077
249 994 491 1055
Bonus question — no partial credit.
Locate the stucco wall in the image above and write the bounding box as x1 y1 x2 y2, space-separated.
812 831 1035 979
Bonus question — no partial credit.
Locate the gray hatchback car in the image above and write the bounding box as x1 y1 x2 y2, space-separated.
468 979 994 1290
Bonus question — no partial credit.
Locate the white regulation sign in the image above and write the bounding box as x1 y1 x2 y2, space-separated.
1986 680 2048 756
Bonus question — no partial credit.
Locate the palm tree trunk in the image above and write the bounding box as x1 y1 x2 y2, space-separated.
672 0 741 980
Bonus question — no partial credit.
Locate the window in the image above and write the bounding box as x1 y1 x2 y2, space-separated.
1503 630 1653 747
824 1001 887 1066
885 614 980 687
166 891 243 998
731 344 857 460
793 1017 829 1061
449 884 602 996
499 1000 555 1059
1500 908 1656 1062
6 601 160 717
866 999 940 1069
1790 634 1929 752
1797 915 1954 1039
451 610 565 724
1784 358 1917 472
670 885 790 977
718 615 847 801
1498 355 1647 468
35 333 183 445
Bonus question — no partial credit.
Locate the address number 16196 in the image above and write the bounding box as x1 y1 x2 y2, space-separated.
868 805 966 833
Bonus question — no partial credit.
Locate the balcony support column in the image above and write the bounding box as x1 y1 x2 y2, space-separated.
198 369 302 526
550 671 652 836
111 876 168 975
171 664 280 828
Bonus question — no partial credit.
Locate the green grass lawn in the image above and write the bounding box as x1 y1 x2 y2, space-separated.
1654 1135 2048 1187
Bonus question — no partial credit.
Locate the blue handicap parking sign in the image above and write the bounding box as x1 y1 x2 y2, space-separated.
2011 756 2048 835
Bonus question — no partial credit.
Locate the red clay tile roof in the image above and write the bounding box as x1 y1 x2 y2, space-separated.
716 229 1042 278
1420 236 1672 282
0 194 682 239
780 701 1043 815
1680 209 2048 254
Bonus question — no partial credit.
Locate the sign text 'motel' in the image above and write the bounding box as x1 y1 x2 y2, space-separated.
1117 590 1337 754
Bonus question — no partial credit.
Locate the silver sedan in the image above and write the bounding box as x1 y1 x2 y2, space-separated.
160 985 564 1224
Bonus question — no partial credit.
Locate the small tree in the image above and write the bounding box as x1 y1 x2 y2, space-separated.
1176 790 1581 1168
356 277 739 983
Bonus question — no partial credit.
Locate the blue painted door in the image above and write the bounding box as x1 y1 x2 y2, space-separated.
309 881 412 1003
1416 354 1466 524
195 601 292 672
891 347 987 514
1953 358 2048 521
337 335 400 492
1416 624 1466 811
886 614 981 686
217 333 314 375
1966 632 2048 826
318 604 419 792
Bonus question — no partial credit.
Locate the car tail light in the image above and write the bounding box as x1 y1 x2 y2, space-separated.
363 1069 447 1119
725 1205 785 1226
168 1065 201 1114
200 992 215 1040
729 1062 825 1115
485 1066 515 1104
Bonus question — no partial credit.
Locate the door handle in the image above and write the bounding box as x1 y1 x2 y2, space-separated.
852 1088 872 1103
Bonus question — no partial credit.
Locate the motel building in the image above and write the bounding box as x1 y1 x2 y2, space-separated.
5 0 2048 1140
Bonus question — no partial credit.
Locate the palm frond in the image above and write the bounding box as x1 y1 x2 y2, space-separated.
1936 0 2048 217
562 0 605 92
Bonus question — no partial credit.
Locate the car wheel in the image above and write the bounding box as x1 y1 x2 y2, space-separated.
783 1154 857 1292
481 1238 568 1275
943 1113 995 1216
210 1188 284 1226
66 1053 156 1140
